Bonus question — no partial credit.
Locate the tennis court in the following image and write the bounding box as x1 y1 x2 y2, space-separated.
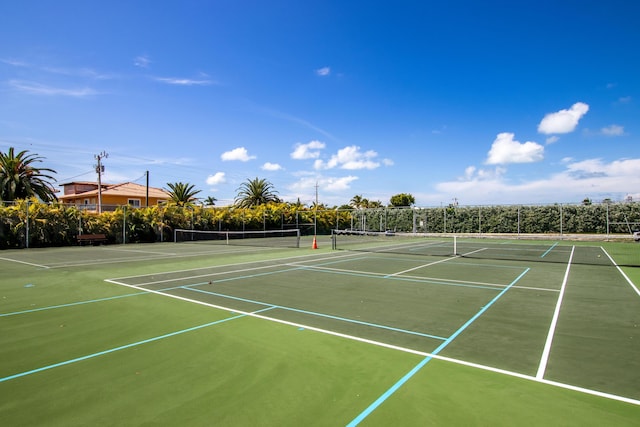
1 233 639 425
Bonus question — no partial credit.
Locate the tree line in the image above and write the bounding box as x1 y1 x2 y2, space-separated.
1 147 638 249
2 199 638 249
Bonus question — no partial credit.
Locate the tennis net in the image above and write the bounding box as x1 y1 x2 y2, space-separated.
174 229 301 248
331 230 640 267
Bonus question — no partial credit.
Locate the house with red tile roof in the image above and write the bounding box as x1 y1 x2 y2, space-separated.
58 181 170 211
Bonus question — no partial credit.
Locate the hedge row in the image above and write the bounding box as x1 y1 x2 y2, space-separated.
1 200 638 249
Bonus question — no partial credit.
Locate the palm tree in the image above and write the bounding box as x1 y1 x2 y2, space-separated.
0 147 57 203
165 182 201 206
203 196 217 207
350 195 368 209
234 177 280 208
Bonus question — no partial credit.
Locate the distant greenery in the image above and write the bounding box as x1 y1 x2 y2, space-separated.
234 177 281 208
202 196 217 206
1 200 638 249
165 182 202 206
389 193 415 207
0 147 57 203
350 194 383 209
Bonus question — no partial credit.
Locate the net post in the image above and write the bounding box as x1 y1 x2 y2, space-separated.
453 235 457 256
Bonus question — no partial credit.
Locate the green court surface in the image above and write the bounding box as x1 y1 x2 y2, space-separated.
1 236 639 426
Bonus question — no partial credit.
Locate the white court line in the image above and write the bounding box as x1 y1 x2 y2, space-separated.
601 246 640 298
105 273 640 407
43 246 276 268
109 251 364 282
302 264 509 289
101 247 177 256
0 256 49 269
385 247 488 278
536 245 575 379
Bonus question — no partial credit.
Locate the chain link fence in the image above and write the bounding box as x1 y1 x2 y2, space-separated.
1 200 638 249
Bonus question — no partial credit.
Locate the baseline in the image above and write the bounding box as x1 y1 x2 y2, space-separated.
0 256 49 269
104 272 640 410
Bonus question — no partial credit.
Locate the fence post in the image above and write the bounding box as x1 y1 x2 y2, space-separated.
443 207 447 233
25 199 30 249
122 205 127 244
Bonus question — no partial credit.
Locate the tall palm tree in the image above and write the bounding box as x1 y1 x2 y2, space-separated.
165 182 201 206
350 194 367 209
0 147 57 202
234 177 280 208
203 196 217 207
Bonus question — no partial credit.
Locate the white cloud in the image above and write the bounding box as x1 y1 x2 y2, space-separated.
537 102 589 134
565 158 640 178
462 165 506 181
600 124 624 136
1 58 29 67
262 162 282 171
206 172 226 185
291 140 325 159
485 133 544 165
314 145 381 170
221 147 256 162
8 80 98 97
316 67 331 76
289 175 359 193
325 176 359 191
545 135 559 144
134 55 151 68
41 66 115 80
617 96 631 104
154 77 213 86
435 157 640 204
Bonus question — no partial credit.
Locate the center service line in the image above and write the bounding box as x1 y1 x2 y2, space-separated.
536 245 575 379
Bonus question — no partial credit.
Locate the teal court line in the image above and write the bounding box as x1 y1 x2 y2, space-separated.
351 255 527 270
297 265 505 291
0 307 275 383
0 261 340 318
541 242 559 258
0 291 150 317
0 282 215 317
182 285 448 341
347 267 531 426
3 253 502 320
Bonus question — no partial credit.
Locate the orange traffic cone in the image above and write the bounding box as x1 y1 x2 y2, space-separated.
312 236 318 249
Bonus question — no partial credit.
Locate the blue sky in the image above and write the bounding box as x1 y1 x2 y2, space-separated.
1 1 639 207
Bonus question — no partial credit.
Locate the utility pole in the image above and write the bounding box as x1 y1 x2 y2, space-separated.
314 181 318 234
312 181 319 249
95 151 108 213
145 170 149 207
